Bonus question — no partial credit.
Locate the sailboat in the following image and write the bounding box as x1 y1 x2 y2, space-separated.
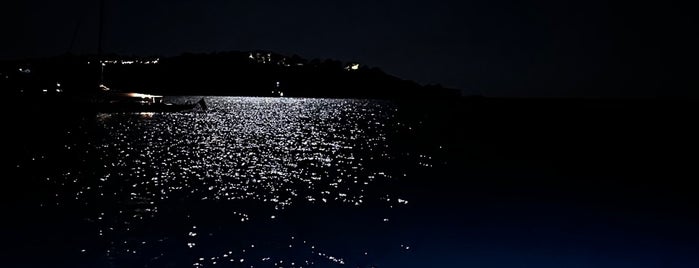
88 0 204 113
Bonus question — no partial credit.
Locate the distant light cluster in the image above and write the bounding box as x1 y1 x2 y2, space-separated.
249 52 291 67
345 63 360 71
99 58 160 65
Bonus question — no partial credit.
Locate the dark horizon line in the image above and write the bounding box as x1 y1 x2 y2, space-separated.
2 51 689 99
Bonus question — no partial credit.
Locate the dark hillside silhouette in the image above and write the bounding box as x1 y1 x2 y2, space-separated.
1 51 460 99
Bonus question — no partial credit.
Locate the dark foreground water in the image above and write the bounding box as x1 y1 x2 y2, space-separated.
3 97 698 267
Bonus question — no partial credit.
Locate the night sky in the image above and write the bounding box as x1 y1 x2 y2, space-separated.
2 0 696 97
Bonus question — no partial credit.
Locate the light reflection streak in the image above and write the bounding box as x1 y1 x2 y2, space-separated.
38 97 432 267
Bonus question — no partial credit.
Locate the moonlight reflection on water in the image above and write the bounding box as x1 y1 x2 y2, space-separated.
9 97 699 267
99 98 397 208
38 97 430 267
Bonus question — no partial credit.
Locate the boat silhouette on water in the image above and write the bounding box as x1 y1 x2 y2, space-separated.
88 90 206 113
83 0 204 113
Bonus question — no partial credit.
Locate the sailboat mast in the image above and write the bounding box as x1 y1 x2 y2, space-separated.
97 0 106 89
98 0 105 56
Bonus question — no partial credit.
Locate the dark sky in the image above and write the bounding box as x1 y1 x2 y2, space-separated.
2 0 696 97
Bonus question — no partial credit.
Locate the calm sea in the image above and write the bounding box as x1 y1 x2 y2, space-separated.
3 97 698 267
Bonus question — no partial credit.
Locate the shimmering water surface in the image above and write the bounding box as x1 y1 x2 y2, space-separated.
8 97 437 267
5 97 698 267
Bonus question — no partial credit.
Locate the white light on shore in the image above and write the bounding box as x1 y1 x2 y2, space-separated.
127 93 162 98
